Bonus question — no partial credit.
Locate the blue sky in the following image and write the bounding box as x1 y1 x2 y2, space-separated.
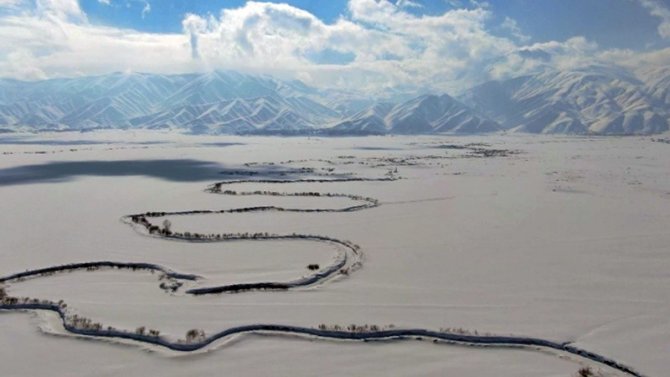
81 1 350 30
1 0 670 93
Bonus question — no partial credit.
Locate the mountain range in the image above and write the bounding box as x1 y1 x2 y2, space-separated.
0 66 668 135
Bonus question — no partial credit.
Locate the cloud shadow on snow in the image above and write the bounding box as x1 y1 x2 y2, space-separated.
0 159 296 186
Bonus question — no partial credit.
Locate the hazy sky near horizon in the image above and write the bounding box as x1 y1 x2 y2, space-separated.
1 0 670 93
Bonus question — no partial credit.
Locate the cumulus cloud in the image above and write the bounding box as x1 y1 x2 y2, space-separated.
36 0 86 21
0 0 658 94
0 0 191 80
174 0 526 91
182 13 208 59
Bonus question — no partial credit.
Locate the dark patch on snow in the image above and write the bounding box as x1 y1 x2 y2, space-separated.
0 159 296 186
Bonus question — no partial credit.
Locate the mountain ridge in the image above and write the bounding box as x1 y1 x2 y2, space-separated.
461 66 670 135
0 67 668 135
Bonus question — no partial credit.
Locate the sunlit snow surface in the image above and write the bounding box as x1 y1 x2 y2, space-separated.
1 131 669 376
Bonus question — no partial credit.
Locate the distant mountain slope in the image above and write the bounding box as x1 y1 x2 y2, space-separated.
325 102 394 135
0 66 668 135
0 73 184 130
638 66 670 107
161 71 318 107
130 96 325 134
0 71 334 133
387 94 500 134
329 95 500 135
462 66 670 135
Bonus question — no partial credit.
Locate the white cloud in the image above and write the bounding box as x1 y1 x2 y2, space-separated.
141 1 150 19
0 0 657 95
395 0 422 9
501 17 529 42
638 0 670 39
97 0 110 5
0 1 191 80
486 36 600 80
182 13 208 59
341 0 520 90
598 45 670 74
36 0 86 21
0 0 24 7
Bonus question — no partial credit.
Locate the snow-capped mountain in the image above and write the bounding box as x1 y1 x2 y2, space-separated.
462 66 670 135
0 73 186 129
0 66 668 135
329 95 500 135
0 71 335 133
326 102 395 135
637 66 670 107
386 94 500 134
130 96 332 134
161 71 317 108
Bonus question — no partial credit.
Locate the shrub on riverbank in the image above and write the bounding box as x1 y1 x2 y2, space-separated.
184 329 206 343
577 367 594 377
316 324 390 333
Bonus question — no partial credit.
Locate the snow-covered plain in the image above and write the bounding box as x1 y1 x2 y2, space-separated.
0 131 669 376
